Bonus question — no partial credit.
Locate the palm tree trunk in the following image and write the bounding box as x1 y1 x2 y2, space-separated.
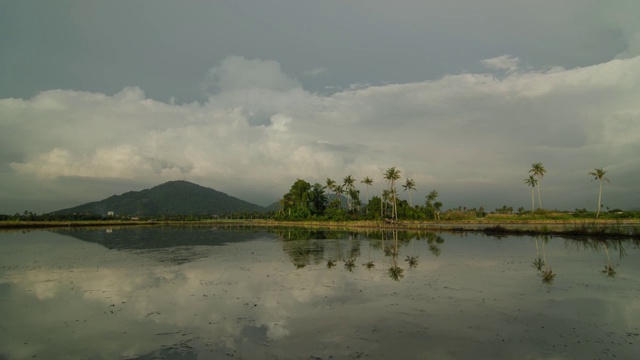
596 180 602 218
537 184 542 209
531 188 535 213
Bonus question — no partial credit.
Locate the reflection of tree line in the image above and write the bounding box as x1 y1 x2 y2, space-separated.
274 228 444 281
532 236 634 284
274 227 636 283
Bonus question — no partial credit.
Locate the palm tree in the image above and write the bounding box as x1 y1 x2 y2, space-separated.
383 167 401 220
402 178 416 206
361 176 374 204
524 175 538 213
529 162 546 209
381 189 390 219
425 190 439 220
333 184 345 207
325 178 336 200
588 168 610 218
343 175 356 211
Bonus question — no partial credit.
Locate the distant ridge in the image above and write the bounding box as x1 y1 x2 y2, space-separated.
52 180 267 216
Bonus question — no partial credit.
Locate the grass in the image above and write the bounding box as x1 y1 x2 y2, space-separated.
2 218 639 239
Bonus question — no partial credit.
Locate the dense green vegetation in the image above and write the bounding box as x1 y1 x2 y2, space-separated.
272 165 638 223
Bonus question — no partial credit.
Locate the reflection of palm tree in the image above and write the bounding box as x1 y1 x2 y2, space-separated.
426 233 443 257
363 238 375 270
588 168 610 218
387 230 404 281
344 258 356 272
601 242 616 277
540 237 556 284
405 255 419 269
405 234 419 268
532 237 544 271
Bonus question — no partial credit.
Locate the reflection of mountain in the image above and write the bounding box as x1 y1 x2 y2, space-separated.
53 226 273 250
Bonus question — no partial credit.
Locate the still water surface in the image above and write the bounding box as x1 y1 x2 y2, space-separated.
0 226 638 359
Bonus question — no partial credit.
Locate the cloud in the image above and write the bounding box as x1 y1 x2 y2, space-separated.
303 67 327 77
600 0 640 58
1 55 640 211
202 56 302 94
481 55 520 73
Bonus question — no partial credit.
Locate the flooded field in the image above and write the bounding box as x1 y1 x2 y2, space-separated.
1 226 638 359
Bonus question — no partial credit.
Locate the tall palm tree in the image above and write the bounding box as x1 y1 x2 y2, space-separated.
325 178 336 201
524 175 538 213
588 168 609 218
381 189 390 219
529 162 546 209
402 178 416 206
383 167 401 220
343 175 356 211
361 176 373 203
333 184 345 207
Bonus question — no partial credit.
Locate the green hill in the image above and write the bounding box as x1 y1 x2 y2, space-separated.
52 180 267 216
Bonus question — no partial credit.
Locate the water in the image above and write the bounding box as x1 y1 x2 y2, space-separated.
0 226 638 359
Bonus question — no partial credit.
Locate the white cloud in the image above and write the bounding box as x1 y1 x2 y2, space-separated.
481 55 520 73
1 55 640 211
303 67 327 77
202 56 302 94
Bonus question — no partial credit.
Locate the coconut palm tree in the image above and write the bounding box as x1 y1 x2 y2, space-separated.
529 162 546 209
402 178 416 206
588 168 610 218
333 184 345 207
383 167 401 220
343 175 356 211
325 178 336 199
361 176 373 203
524 175 538 213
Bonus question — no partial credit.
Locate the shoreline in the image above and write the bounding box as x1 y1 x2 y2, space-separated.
1 219 639 239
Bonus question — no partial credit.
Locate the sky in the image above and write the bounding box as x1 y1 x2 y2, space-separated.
1 0 639 214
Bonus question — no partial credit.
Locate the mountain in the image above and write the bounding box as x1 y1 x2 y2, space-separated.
52 181 267 216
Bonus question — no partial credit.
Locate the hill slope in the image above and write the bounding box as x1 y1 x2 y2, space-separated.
52 181 266 216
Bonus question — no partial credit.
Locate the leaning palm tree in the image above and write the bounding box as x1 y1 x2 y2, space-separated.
588 168 610 218
383 167 402 220
524 175 538 213
529 162 546 210
402 178 416 206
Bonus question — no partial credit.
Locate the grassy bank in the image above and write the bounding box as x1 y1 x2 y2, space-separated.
2 218 639 239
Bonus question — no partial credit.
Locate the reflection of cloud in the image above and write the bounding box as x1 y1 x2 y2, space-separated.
1 231 639 359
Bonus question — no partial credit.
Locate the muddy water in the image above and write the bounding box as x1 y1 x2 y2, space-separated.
0 227 638 359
